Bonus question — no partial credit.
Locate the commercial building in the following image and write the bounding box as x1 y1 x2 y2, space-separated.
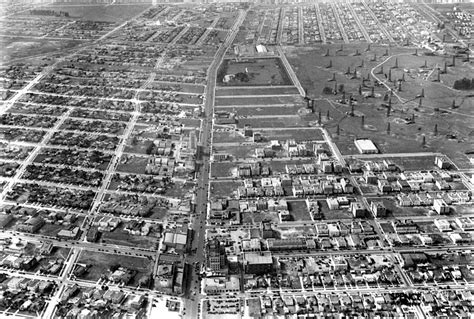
206 239 226 272
354 139 379 154
244 252 273 275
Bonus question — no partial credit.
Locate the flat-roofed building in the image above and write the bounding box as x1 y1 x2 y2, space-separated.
354 139 378 154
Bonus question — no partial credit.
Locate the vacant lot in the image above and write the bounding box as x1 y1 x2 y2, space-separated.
215 86 299 96
211 162 235 178
217 58 292 86
210 180 239 199
215 95 303 106
287 200 312 221
261 128 324 141
75 250 153 287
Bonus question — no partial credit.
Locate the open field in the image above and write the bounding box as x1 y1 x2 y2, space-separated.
216 105 302 117
210 162 235 178
215 86 299 96
43 4 151 22
286 44 474 168
210 180 239 199
99 225 159 250
217 58 292 86
215 94 303 106
236 116 308 129
75 250 153 287
287 200 312 221
2 37 83 62
212 129 249 144
213 144 260 159
259 128 324 141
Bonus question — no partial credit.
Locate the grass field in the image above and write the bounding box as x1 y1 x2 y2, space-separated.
217 58 292 86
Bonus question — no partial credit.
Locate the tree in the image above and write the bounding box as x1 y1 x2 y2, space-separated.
322 87 333 95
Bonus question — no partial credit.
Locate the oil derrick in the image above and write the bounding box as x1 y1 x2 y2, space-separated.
318 110 322 125
387 122 391 134
358 84 362 95
383 48 389 56
337 44 344 53
422 135 426 147
413 49 418 56
354 49 360 56
312 100 316 113
442 61 447 74
420 88 424 98
451 100 456 109
365 44 371 52
323 48 330 56
398 81 402 91
388 69 392 82
371 86 375 97
387 99 391 117
377 65 384 74
393 58 398 69
371 53 377 62
418 98 423 108
422 60 427 68
451 55 455 67
434 69 440 82
336 124 340 135
434 124 438 136
401 73 405 82
326 59 332 68
345 66 351 75
361 115 365 127
341 91 346 104
326 110 330 120
352 69 358 79
328 72 336 82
